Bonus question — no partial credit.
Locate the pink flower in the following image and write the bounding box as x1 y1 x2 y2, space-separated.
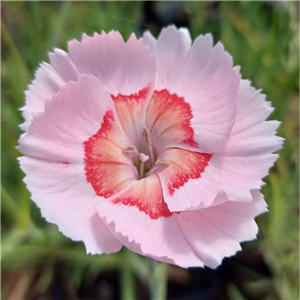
18 26 283 268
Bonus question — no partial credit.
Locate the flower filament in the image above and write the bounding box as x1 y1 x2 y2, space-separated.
123 126 168 179
142 126 155 165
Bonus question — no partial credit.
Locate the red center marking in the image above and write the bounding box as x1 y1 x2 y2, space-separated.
111 85 150 103
166 151 212 196
112 175 173 220
84 87 211 219
147 89 199 148
84 110 133 199
110 85 151 145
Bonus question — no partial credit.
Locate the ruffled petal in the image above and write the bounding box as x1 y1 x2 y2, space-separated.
157 79 281 211
203 153 278 203
146 89 199 154
218 80 284 157
143 26 239 153
68 31 156 147
177 190 267 268
68 31 156 96
21 49 79 131
203 80 282 203
143 27 194 153
96 177 266 268
155 148 214 211
158 147 277 211
49 48 80 83
18 75 137 253
111 85 153 151
143 25 191 91
96 174 205 268
19 156 122 254
84 109 138 198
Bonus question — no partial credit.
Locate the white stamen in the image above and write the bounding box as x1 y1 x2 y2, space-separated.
142 126 152 145
142 126 155 165
123 145 138 154
139 153 149 179
155 159 169 166
139 153 149 162
123 128 158 179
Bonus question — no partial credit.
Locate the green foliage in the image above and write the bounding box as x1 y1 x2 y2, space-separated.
2 1 299 299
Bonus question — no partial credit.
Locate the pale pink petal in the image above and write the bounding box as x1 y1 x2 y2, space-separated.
68 31 156 96
143 26 239 153
49 48 80 82
111 236 178 266
143 29 194 153
18 75 137 253
176 40 239 152
218 80 284 156
145 89 199 154
155 148 215 211
68 31 156 146
177 27 192 42
96 174 205 268
143 25 191 90
143 31 157 52
177 190 267 268
21 49 79 131
96 178 266 268
201 153 278 203
157 148 277 211
19 156 122 254
20 75 127 162
111 85 153 150
143 26 191 57
156 79 281 211
84 108 138 198
19 75 137 194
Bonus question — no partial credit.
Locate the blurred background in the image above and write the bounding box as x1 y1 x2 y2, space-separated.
1 1 299 300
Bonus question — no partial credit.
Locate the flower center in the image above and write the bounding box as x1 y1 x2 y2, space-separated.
123 126 168 179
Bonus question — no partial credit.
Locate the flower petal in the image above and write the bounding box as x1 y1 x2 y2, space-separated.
158 147 277 211
68 31 156 147
157 79 281 211
19 75 128 162
146 89 199 154
218 80 284 157
143 25 191 91
143 27 194 153
96 174 205 268
68 31 156 96
97 179 266 268
18 75 137 253
203 153 278 203
21 49 79 131
155 148 214 211
19 156 122 254
84 109 138 198
111 85 153 150
143 26 239 153
177 190 267 268
49 48 80 83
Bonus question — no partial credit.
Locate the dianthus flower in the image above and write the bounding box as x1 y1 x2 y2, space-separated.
18 26 283 268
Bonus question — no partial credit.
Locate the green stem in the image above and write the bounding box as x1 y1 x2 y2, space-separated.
121 249 136 300
149 259 169 300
